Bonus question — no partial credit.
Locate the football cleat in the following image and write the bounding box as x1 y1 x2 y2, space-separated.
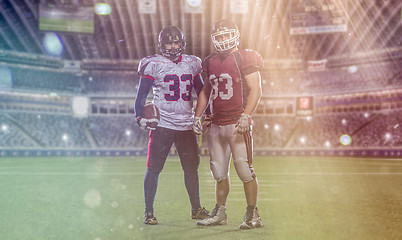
143 211 158 225
192 207 210 220
238 206 262 229
196 204 227 226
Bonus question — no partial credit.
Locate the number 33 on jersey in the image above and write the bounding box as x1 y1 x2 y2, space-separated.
138 54 203 130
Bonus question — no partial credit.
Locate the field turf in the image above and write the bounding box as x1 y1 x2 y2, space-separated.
0 156 401 240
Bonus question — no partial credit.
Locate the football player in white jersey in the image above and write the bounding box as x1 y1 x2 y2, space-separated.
134 26 209 225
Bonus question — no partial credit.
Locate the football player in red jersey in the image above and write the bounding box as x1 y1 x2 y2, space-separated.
193 19 263 229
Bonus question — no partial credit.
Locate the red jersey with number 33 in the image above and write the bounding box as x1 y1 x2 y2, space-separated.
202 49 263 125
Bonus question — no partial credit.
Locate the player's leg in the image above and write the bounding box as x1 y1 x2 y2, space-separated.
196 123 231 226
216 177 230 206
229 128 262 229
175 129 209 219
143 127 174 224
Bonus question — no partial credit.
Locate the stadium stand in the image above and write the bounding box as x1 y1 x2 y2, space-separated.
7 112 91 148
1 48 401 157
0 113 37 148
82 71 138 96
11 66 83 93
87 116 148 148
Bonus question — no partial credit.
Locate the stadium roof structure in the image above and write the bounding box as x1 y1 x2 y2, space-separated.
0 0 401 64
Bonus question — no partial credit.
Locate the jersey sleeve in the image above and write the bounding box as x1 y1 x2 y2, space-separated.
137 56 156 80
190 55 202 75
239 50 264 76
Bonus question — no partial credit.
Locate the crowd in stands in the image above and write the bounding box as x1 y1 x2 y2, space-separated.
9 59 401 98
251 110 402 149
82 71 138 96
7 112 91 148
1 54 401 152
11 67 82 93
0 112 149 149
9 66 138 96
0 114 37 148
87 116 148 148
1 110 402 150
262 60 402 96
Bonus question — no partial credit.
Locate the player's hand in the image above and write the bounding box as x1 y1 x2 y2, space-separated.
235 113 252 134
193 116 203 135
136 117 157 131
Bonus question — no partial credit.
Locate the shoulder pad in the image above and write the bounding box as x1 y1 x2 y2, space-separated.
138 55 162 76
238 49 264 70
183 54 202 62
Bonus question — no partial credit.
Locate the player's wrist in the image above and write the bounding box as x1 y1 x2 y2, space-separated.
241 113 251 119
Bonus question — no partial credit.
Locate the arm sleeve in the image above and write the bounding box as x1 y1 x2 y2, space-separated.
193 73 204 97
193 72 211 115
134 77 153 117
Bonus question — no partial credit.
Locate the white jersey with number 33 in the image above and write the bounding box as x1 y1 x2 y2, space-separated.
138 54 202 131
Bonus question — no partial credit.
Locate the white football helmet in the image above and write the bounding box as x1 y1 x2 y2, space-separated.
211 20 240 52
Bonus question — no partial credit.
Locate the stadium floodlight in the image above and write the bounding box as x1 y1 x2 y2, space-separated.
341 119 347 125
348 65 358 74
385 133 392 140
184 0 203 13
62 134 69 141
94 3 112 15
43 32 64 56
340 134 352 145
186 0 202 7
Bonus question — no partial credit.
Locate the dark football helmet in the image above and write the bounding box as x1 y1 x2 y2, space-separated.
211 19 240 52
158 26 186 59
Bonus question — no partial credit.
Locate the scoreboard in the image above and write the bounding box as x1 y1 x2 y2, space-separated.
39 3 94 34
296 96 314 117
290 0 348 35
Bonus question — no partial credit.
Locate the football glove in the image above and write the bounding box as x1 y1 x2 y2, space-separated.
136 117 158 131
235 113 252 135
193 116 203 135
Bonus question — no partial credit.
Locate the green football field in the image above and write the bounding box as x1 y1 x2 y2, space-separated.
0 155 401 240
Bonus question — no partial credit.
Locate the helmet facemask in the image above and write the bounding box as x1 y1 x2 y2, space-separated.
211 28 240 52
158 26 186 59
159 39 185 59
